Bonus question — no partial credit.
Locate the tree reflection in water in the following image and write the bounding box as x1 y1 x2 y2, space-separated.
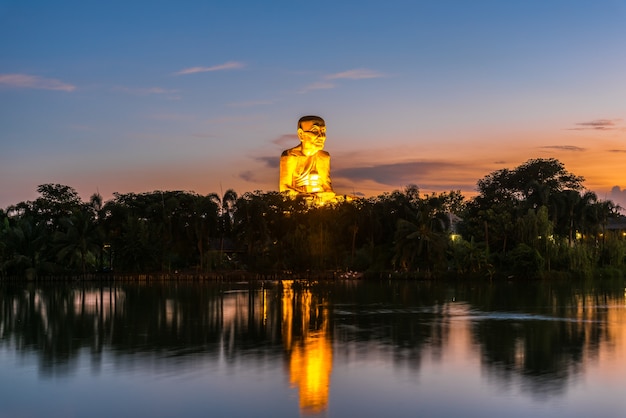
0 279 625 413
463 282 619 397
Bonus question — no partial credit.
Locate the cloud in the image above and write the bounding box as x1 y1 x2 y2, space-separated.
608 149 626 153
334 161 465 187
115 86 179 96
255 156 280 168
610 186 626 210
539 145 586 152
174 61 244 75
298 68 383 94
0 73 76 91
239 170 255 182
298 81 335 94
271 134 298 147
569 119 622 130
325 69 384 80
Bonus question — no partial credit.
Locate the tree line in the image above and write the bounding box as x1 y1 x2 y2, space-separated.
1 158 625 279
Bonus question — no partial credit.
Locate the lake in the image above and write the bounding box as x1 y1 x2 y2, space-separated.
1 278 625 418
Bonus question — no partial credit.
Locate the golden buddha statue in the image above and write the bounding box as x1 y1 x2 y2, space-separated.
280 115 335 204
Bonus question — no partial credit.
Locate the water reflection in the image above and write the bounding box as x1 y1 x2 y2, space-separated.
0 280 625 417
464 284 617 397
282 280 332 415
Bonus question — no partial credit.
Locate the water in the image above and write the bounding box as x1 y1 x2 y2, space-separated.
1 279 625 418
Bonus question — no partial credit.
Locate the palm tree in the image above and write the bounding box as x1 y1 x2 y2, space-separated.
54 208 102 275
233 191 271 269
575 191 598 238
1 216 49 278
87 193 107 271
554 190 582 246
393 194 451 275
189 194 219 272
208 189 238 268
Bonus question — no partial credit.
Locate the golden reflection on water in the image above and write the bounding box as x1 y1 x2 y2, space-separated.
8 282 626 415
282 281 332 415
597 290 626 379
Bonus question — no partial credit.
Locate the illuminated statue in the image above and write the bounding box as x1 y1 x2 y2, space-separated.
280 115 335 203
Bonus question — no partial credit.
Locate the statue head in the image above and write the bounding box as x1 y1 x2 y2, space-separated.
297 115 326 157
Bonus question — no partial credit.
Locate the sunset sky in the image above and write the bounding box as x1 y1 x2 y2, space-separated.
1 0 625 209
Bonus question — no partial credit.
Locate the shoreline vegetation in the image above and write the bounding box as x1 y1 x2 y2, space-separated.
2 158 626 282
3 268 626 284
2 267 625 283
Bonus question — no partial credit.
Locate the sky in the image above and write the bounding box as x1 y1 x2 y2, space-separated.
1 0 625 209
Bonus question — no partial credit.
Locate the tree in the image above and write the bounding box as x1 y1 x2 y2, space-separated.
188 194 219 272
393 192 451 276
1 216 50 277
475 158 584 210
33 184 84 230
234 191 272 269
54 208 102 275
209 189 238 268
467 159 586 248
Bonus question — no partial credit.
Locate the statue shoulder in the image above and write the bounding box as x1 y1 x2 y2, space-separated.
317 150 331 159
282 146 303 157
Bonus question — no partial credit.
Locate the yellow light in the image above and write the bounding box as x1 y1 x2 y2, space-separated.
289 331 332 415
283 282 333 415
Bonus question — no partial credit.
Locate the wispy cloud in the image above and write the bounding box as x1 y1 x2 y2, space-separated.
298 68 384 94
334 161 464 187
539 145 586 152
0 73 76 91
115 86 180 96
253 156 280 169
569 119 622 131
271 134 298 147
174 61 244 75
609 149 626 153
239 170 255 182
325 68 384 80
610 186 626 211
298 81 335 94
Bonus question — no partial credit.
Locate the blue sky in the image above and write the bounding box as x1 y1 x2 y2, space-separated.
1 0 626 208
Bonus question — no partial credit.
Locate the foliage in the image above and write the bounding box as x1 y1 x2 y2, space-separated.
1 158 625 279
504 243 544 278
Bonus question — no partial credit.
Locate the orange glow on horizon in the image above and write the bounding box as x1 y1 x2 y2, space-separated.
9 127 625 212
